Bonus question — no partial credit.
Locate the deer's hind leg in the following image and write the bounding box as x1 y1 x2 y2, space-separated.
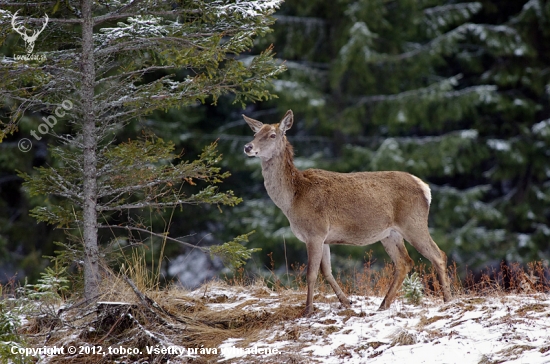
402 227 452 303
320 244 351 308
379 230 414 310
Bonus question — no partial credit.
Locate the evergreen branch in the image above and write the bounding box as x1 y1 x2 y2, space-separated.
95 37 208 56
47 169 83 200
386 23 522 62
111 0 146 15
424 2 481 16
94 78 237 119
391 24 470 61
357 79 495 105
93 11 199 25
96 176 182 198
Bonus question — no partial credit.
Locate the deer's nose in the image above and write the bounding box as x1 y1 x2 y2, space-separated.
244 143 253 154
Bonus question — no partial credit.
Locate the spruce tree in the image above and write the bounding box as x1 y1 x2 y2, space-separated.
468 0 550 265
0 0 284 299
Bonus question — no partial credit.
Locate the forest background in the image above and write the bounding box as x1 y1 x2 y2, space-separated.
0 0 549 289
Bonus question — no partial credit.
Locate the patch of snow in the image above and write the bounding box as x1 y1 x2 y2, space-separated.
518 233 530 248
209 290 550 364
532 119 550 137
309 98 325 107
396 110 407 123
215 0 282 18
487 139 511 151
459 129 478 139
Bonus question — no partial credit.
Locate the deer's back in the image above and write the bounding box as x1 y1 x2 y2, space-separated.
287 169 430 245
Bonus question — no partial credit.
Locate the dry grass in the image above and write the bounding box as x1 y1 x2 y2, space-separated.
389 328 418 346
16 258 550 363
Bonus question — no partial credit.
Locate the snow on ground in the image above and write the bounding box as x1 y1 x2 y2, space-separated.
191 284 550 363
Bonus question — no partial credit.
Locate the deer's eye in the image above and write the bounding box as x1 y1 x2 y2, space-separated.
269 133 276 139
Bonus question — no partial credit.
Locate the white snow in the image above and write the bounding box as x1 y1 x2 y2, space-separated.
214 0 282 18
459 129 478 139
487 138 511 151
189 284 550 364
533 119 550 137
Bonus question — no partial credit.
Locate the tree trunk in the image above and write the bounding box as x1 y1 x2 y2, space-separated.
81 0 100 301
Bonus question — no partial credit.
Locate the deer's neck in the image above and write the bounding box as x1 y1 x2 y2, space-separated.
260 140 300 214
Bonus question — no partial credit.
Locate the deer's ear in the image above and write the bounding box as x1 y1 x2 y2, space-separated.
279 110 294 134
243 114 263 133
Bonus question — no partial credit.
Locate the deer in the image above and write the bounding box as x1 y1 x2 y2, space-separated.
11 10 49 55
243 110 452 316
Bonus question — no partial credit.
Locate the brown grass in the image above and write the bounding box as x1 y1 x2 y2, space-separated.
389 328 417 346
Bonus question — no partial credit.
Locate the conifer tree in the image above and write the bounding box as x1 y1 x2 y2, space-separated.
471 0 550 265
0 0 284 299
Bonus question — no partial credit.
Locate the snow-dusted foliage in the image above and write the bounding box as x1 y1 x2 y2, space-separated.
214 0 282 18
401 272 424 305
423 2 483 37
0 0 285 134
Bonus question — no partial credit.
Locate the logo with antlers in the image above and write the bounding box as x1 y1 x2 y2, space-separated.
11 10 49 55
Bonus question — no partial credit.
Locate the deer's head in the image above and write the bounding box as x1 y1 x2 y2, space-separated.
11 10 49 54
243 110 294 159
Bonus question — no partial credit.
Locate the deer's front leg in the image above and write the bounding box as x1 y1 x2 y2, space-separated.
321 244 351 307
304 241 324 316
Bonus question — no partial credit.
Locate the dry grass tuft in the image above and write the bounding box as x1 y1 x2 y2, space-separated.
334 343 353 359
417 314 452 328
515 303 548 316
389 328 417 346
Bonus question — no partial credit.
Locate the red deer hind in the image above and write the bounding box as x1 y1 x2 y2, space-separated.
243 110 452 315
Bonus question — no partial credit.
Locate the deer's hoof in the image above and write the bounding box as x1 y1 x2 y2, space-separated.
301 306 314 317
340 298 352 308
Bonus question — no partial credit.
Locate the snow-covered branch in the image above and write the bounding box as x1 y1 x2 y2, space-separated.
357 77 496 105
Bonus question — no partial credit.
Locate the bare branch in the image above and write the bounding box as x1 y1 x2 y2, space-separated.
95 65 174 86
98 200 199 211
0 2 55 6
97 175 181 198
47 168 83 200
41 65 81 78
26 17 82 24
96 224 205 251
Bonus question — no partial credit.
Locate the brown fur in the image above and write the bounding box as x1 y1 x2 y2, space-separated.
243 110 452 315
